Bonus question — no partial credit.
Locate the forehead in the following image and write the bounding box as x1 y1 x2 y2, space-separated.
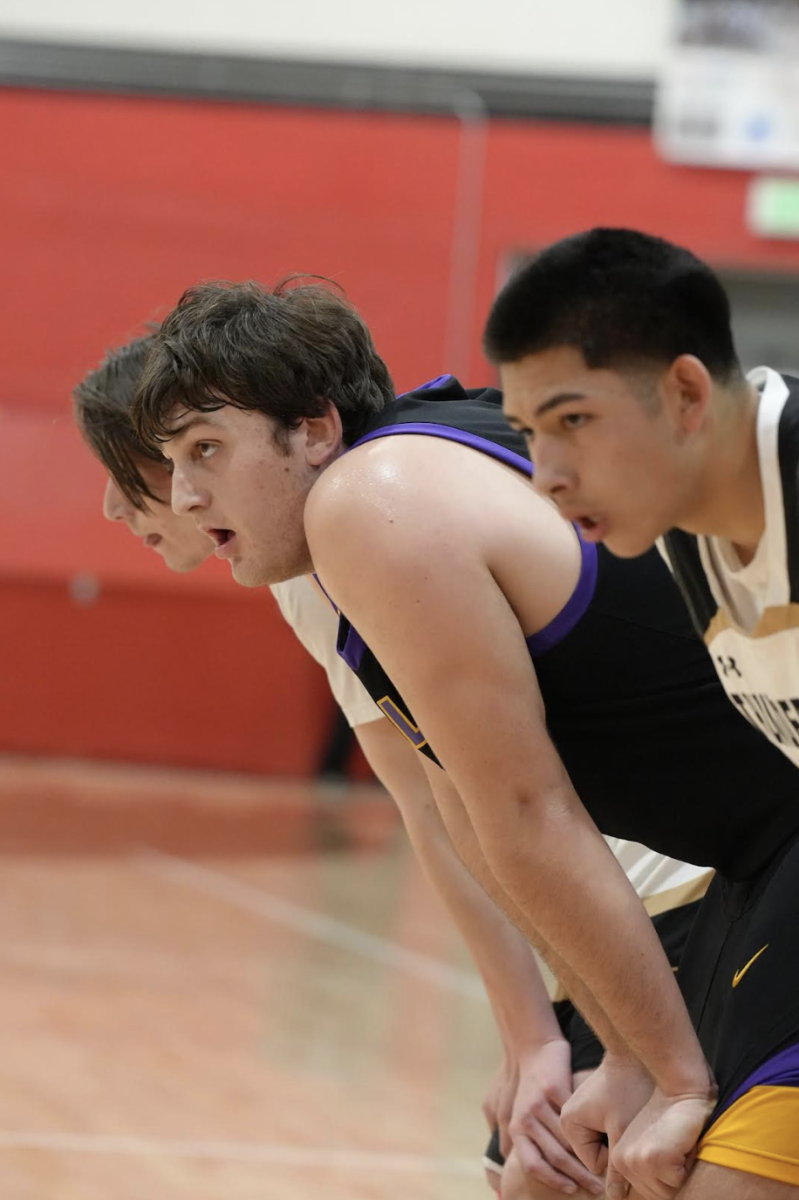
165 404 270 443
500 348 632 419
501 347 590 404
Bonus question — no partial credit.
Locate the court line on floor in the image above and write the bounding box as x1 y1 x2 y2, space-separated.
138 849 486 1002
0 1130 481 1176
0 940 267 981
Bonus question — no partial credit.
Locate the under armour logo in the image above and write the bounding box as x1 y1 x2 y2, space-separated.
716 655 742 679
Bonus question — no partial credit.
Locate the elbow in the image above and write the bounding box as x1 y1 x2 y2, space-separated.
475 786 578 880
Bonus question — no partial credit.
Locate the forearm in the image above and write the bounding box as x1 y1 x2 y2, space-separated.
477 796 708 1092
402 787 561 1054
355 720 562 1055
426 764 619 1056
429 763 708 1094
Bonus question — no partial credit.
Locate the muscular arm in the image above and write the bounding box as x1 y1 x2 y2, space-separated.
305 443 709 1100
421 756 627 1050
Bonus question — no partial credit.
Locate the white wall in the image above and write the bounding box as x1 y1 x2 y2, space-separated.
0 0 677 78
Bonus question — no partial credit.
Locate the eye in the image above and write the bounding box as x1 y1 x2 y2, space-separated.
195 441 218 460
560 412 590 432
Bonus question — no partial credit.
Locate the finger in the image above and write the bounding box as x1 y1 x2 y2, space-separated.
561 1121 609 1176
514 1138 584 1196
531 1098 578 1148
605 1160 631 1200
526 1125 606 1196
614 1162 674 1200
499 1121 512 1161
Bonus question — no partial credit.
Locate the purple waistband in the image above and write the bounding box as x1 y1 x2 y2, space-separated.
717 1041 799 1120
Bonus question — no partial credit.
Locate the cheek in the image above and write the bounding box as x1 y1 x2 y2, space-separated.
158 507 197 542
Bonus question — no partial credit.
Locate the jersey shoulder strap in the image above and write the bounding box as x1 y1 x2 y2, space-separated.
352 374 531 470
776 376 799 600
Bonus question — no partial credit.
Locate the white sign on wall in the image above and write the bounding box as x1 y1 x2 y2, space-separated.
656 1 799 170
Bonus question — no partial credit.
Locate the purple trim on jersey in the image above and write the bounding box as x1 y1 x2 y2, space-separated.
339 623 367 672
716 1042 799 1120
348 420 598 657
397 374 453 397
349 421 532 476
526 539 599 656
312 573 366 670
377 697 428 748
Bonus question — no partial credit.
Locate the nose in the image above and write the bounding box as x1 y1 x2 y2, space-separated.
170 464 207 517
529 445 573 502
102 476 136 522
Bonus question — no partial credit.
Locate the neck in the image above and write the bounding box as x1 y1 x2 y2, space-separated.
678 381 764 562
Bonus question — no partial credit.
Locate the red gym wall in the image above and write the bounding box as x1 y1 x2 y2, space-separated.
4 87 799 774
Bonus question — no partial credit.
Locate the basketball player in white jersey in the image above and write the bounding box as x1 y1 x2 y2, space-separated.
486 227 799 772
486 230 799 1196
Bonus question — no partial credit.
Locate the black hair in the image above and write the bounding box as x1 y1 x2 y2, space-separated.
484 228 741 382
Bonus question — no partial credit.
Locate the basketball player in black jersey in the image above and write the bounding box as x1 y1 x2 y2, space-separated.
75 331 618 1198
132 279 799 1199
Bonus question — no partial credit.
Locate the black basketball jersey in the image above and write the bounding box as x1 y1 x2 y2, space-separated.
331 375 799 879
662 371 799 770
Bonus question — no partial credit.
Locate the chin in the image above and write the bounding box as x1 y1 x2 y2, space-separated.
230 560 271 588
603 528 657 559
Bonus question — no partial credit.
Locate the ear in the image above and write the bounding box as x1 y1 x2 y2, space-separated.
662 355 713 434
302 401 344 467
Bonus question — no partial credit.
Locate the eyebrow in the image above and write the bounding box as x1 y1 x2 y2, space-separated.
534 392 588 417
166 414 224 445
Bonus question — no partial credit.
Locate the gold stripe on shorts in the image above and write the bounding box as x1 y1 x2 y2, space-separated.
698 1085 799 1185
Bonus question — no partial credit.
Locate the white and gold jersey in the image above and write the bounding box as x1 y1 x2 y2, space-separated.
661 368 799 768
270 576 381 729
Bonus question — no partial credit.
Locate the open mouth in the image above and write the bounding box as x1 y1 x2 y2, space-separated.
143 534 163 548
208 529 234 547
207 528 238 560
573 514 607 542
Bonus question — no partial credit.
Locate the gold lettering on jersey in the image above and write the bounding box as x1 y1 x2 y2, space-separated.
706 603 799 644
732 944 769 989
376 696 429 751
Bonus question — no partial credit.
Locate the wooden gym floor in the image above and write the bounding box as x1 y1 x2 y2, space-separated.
0 756 499 1200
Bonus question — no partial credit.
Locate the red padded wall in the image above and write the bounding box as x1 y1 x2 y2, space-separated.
4 87 799 769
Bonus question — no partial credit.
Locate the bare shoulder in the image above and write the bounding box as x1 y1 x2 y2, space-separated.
306 432 555 542
305 435 488 546
305 432 580 633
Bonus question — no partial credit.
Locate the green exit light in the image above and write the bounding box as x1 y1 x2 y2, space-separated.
748 178 799 240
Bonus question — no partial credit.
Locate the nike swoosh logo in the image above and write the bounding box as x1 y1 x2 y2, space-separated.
732 944 769 988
